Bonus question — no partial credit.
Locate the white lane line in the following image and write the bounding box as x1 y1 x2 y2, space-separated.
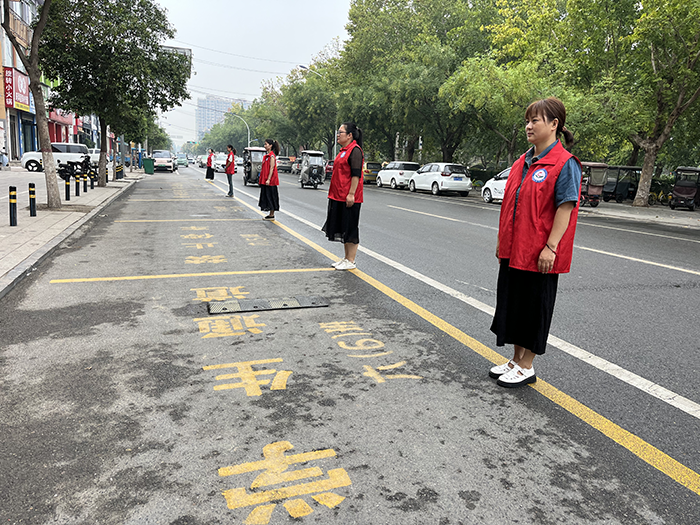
578 221 700 245
391 204 700 277
576 246 700 277
387 205 498 230
234 186 700 420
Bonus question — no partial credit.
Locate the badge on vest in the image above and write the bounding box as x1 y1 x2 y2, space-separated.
340 152 346 158
532 168 548 183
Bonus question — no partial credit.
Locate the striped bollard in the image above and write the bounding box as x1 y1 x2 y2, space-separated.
75 174 80 197
90 173 95 190
65 177 70 201
29 183 36 217
83 173 88 193
9 186 17 226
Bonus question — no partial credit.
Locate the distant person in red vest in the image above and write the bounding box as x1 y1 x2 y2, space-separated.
322 122 364 271
490 97 582 388
225 144 236 197
259 139 279 220
205 149 215 180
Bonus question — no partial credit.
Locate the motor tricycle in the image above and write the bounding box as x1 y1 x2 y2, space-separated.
669 166 700 211
603 165 640 203
580 162 607 207
242 146 266 186
298 150 325 189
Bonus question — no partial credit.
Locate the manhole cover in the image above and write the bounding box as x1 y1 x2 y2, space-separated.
208 296 329 315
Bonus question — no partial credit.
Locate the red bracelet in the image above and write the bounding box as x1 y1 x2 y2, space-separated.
546 244 557 255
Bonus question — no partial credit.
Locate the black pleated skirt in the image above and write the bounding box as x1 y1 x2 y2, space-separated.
490 259 559 355
322 199 361 244
258 185 279 212
205 167 215 180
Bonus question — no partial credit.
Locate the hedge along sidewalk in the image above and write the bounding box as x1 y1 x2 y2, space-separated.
0 177 140 301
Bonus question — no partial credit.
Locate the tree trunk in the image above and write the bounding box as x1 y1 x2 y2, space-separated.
29 82 62 208
632 143 659 207
628 142 640 166
98 118 108 186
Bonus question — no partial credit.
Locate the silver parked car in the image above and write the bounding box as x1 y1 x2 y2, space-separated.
409 162 473 196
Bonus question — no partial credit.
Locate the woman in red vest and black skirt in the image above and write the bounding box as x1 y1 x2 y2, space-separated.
490 97 582 388
322 122 364 271
205 149 215 180
259 139 280 220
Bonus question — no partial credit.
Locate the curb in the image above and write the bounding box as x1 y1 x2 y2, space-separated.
0 179 138 301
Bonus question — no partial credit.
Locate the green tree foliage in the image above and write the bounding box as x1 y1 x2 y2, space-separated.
39 0 191 185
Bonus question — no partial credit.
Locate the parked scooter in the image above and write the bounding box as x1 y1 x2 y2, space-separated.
298 150 325 189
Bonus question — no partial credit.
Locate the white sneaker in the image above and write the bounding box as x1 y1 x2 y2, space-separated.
496 364 536 388
331 258 346 268
335 259 357 271
489 360 517 379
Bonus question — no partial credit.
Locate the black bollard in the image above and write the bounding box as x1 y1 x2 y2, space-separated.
9 186 17 226
29 183 36 217
75 175 80 197
65 178 70 201
90 174 95 190
83 173 88 193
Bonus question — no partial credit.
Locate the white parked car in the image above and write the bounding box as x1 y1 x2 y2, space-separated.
214 153 228 173
408 162 472 196
481 167 511 203
152 150 175 172
376 161 421 189
21 142 89 172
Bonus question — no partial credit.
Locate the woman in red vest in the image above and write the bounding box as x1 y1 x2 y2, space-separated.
225 144 236 197
205 149 215 180
322 122 364 271
489 97 582 388
258 139 280 220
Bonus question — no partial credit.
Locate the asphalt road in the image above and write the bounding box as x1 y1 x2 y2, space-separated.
1 164 699 524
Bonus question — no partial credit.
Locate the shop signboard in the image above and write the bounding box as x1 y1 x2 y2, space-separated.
4 67 32 113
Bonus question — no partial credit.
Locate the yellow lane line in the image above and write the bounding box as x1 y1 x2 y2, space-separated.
50 268 334 284
227 183 700 496
115 219 257 223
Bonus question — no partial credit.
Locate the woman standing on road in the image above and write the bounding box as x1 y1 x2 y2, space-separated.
225 145 236 197
489 97 582 388
205 149 215 180
258 139 280 220
322 122 364 271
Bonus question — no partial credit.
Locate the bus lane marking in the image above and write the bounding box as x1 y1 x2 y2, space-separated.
226 185 700 496
319 321 423 383
218 441 351 523
203 359 292 396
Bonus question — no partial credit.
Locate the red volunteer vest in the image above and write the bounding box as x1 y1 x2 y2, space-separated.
259 152 279 185
329 141 364 203
226 152 235 175
498 140 581 273
207 153 214 167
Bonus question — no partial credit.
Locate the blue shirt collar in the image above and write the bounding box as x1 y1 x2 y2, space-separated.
525 140 559 166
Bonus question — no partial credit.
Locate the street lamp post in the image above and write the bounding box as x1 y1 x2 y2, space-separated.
228 113 251 147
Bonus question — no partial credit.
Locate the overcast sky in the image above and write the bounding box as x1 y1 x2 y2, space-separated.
156 0 352 148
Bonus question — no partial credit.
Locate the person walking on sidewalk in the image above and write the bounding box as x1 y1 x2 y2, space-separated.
205 149 215 180
489 97 582 388
258 139 280 220
322 122 364 271
225 145 236 197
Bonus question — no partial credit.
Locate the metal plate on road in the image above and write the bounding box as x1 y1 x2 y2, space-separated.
208 296 329 314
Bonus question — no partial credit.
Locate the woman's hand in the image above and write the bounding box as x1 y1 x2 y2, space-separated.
346 193 355 207
266 178 271 186
537 246 556 273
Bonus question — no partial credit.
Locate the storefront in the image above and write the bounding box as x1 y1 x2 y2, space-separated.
4 67 36 160
48 109 73 143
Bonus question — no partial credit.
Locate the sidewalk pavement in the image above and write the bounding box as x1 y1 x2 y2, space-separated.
0 168 145 300
1 174 698 301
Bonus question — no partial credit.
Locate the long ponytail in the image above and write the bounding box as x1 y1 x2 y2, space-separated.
341 122 363 149
265 139 280 156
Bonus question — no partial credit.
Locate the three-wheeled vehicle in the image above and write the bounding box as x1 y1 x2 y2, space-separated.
298 150 325 189
603 165 641 203
580 162 607 207
242 146 266 186
669 166 700 211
